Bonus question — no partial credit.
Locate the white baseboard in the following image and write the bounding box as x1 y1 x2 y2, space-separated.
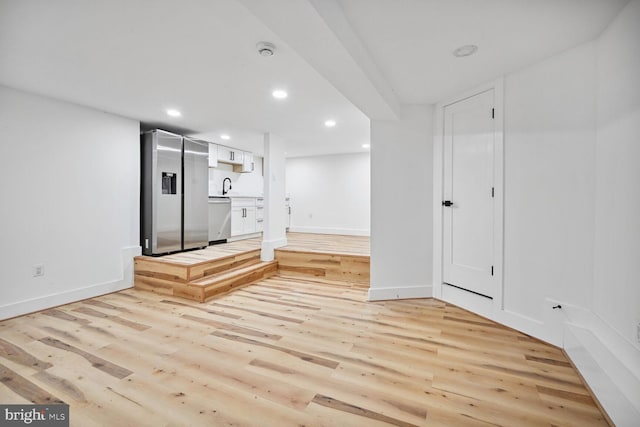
227 232 262 242
0 245 141 320
288 225 370 237
565 324 640 427
261 237 288 261
368 285 433 301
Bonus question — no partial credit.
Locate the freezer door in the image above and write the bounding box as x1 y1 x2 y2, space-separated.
183 137 209 250
148 130 183 254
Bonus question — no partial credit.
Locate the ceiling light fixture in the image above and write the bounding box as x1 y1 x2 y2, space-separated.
166 109 181 117
272 90 288 99
256 41 276 57
362 143 370 148
453 44 478 58
324 119 336 128
220 134 230 140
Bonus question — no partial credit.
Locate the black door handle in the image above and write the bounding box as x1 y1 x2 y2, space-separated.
442 200 453 207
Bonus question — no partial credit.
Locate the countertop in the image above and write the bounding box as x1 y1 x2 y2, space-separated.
209 193 264 198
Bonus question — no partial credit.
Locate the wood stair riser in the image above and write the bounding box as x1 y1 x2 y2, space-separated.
188 250 261 281
275 250 370 284
202 263 278 302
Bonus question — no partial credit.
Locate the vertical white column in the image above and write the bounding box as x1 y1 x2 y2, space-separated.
261 132 287 261
369 105 434 300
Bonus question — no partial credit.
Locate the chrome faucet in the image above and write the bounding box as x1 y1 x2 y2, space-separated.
222 177 232 195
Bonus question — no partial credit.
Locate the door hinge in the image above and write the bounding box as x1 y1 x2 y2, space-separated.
491 108 495 119
491 187 495 198
491 266 494 276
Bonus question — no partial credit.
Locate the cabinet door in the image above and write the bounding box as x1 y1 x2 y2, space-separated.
243 152 254 172
233 151 254 172
217 145 232 163
208 143 218 168
231 207 244 236
231 149 243 165
243 207 256 233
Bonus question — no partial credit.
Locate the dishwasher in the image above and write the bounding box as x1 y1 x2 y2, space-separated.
208 197 231 244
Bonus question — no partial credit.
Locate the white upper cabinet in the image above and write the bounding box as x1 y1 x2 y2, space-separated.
233 151 254 173
208 143 218 168
217 145 243 165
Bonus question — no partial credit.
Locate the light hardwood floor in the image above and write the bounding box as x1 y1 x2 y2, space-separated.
281 232 370 256
0 275 607 426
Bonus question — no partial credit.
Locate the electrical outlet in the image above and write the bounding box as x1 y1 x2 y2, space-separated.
33 264 44 277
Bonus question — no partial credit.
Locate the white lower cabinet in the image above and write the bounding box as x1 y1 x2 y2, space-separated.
231 198 257 237
230 196 289 237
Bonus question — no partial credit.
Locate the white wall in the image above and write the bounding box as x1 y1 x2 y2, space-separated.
261 133 287 260
286 152 370 236
369 105 433 300
503 42 597 322
593 0 640 356
586 0 640 422
0 86 140 319
208 156 264 196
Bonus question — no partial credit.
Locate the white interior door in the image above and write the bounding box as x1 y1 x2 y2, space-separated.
443 89 496 298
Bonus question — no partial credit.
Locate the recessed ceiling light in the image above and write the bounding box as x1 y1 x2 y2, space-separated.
220 134 230 140
362 143 370 148
453 44 478 58
272 90 288 99
166 109 181 117
324 119 336 128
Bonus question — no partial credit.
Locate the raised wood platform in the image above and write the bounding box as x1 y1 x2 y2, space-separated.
134 241 277 302
134 233 371 302
274 232 370 284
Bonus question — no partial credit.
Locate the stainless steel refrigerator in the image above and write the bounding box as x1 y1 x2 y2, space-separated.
141 130 208 255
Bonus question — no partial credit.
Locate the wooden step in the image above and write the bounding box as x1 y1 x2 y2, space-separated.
135 249 261 284
189 260 279 302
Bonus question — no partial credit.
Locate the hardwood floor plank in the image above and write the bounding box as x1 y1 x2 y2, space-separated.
526 354 573 368
211 331 339 369
32 371 87 403
39 337 132 379
0 337 52 370
41 308 90 325
209 302 305 323
71 306 151 331
536 384 595 405
311 394 419 427
0 362 64 404
181 314 282 340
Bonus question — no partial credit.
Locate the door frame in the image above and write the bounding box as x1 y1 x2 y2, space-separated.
433 78 505 309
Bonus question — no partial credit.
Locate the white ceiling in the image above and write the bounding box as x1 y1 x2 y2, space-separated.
0 0 629 157
336 0 630 104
